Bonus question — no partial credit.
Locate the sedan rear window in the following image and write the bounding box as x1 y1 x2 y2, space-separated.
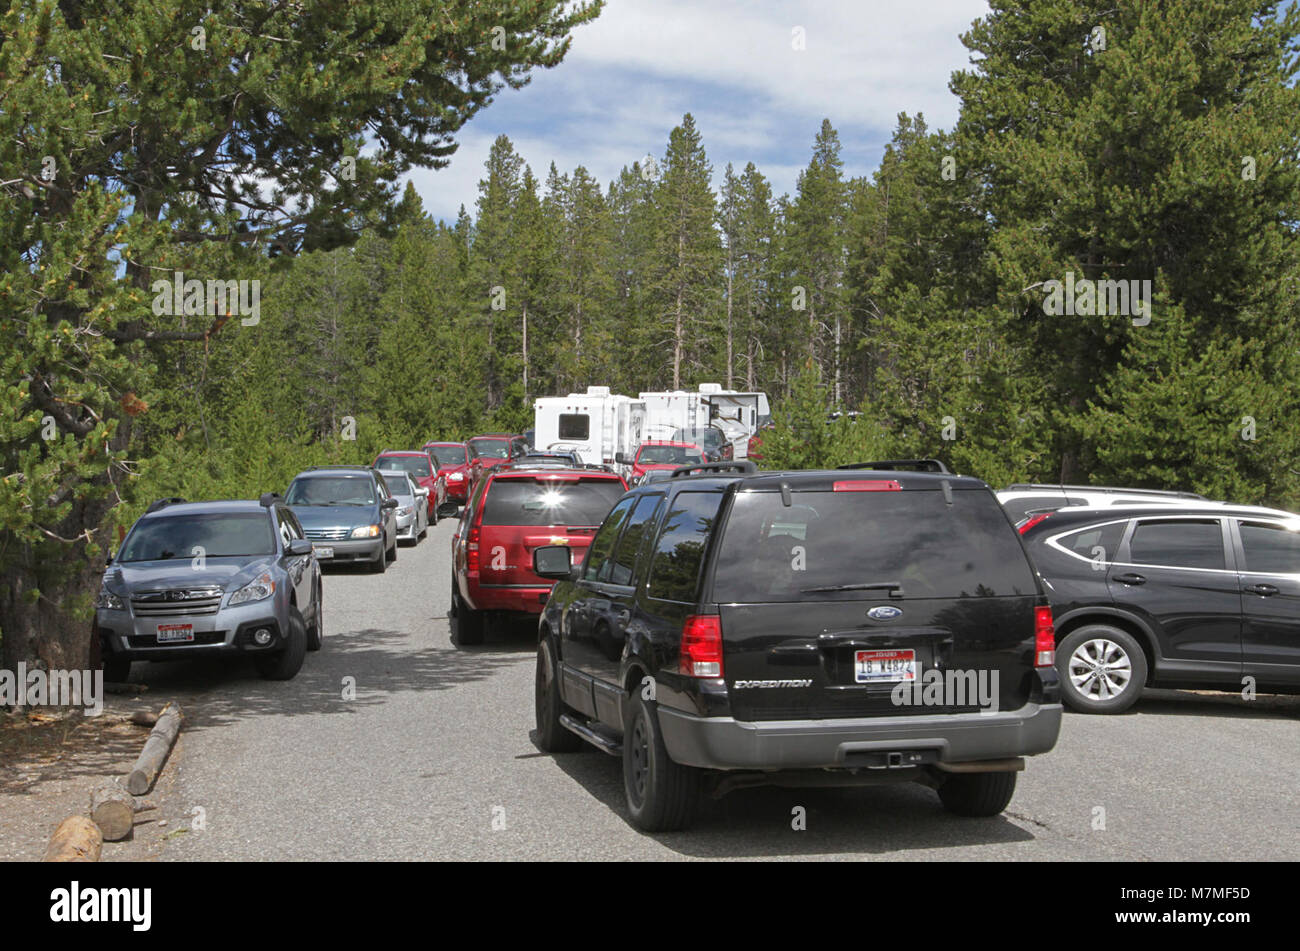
120 513 275 562
481 478 626 527
712 488 1037 602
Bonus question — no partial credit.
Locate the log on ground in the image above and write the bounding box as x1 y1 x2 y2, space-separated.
44 815 103 862
89 783 136 841
126 702 184 796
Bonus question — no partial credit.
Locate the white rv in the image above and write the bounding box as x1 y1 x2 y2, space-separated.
639 384 771 459
532 387 646 476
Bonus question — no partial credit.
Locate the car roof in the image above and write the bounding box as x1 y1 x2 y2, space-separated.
997 484 1205 500
1024 501 1298 530
638 440 699 449
470 433 517 440
423 441 464 447
294 466 375 477
491 465 622 480
642 468 989 494
141 500 270 518
376 450 429 457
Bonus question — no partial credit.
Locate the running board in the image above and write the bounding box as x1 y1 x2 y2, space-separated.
559 713 622 756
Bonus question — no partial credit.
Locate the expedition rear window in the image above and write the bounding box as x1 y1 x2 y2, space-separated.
481 478 625 527
712 488 1037 602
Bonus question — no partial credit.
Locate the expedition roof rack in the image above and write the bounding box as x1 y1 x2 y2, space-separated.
1001 483 1204 499
837 459 951 474
670 460 758 479
145 497 187 514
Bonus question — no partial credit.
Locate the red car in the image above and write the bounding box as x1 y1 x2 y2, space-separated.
423 441 471 505
466 434 528 492
450 465 628 644
373 450 448 522
627 440 705 481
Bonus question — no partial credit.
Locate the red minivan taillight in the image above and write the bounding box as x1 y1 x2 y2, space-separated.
679 615 723 678
1034 606 1055 667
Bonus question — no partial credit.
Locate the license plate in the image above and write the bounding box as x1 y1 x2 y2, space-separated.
855 649 916 684
157 623 193 643
313 546 334 559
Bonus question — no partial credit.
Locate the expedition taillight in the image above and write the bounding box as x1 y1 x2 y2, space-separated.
679 615 723 678
832 480 902 492
1034 606 1056 667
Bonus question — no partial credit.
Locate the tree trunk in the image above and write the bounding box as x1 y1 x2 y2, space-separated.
521 302 529 401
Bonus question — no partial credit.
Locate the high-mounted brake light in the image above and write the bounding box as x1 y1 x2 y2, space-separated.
1018 513 1053 534
679 615 723 678
1034 606 1056 667
832 480 902 492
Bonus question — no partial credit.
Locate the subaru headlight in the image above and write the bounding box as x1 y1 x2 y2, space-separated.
94 588 124 611
350 524 381 539
229 571 275 606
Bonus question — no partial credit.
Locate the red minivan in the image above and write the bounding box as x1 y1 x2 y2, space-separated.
450 466 627 644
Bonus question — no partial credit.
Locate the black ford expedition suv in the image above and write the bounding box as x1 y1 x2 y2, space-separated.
531 460 1063 831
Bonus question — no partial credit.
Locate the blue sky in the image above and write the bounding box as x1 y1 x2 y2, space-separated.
406 0 991 224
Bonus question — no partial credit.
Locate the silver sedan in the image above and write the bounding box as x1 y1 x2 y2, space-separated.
380 471 429 544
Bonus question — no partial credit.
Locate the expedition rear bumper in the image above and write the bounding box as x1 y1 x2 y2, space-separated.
656 702 1063 771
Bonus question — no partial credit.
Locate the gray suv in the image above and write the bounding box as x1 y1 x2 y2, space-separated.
95 495 324 682
285 466 399 572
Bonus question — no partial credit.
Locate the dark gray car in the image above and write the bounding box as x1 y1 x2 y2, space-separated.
286 466 399 572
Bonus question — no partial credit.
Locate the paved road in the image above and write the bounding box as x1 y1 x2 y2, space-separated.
141 518 1299 861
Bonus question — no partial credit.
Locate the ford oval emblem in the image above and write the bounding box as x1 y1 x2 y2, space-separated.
867 605 902 621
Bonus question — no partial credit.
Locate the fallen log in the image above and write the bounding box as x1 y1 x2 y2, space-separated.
89 783 135 841
126 702 183 795
44 815 102 862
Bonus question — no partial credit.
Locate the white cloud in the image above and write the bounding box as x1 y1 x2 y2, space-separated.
406 0 991 222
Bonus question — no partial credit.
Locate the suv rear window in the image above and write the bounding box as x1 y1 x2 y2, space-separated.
481 478 625 527
1128 519 1224 570
712 488 1037 602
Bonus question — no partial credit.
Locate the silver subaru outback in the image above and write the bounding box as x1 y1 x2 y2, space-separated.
94 495 324 682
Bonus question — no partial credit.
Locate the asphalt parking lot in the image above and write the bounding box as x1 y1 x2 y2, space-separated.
132 519 1300 861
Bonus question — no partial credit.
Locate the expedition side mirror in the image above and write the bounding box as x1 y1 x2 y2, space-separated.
533 545 573 580
287 538 314 556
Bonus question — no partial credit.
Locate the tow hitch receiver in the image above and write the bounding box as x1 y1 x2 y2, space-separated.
843 749 939 769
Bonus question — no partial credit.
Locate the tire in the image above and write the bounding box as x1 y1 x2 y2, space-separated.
102 654 131 684
938 771 1017 817
257 609 307 680
387 538 397 563
369 543 386 573
451 579 485 645
535 636 582 753
622 691 702 832
306 586 323 652
1057 624 1147 714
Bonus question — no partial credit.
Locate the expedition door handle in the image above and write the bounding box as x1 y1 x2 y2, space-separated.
1244 583 1279 597
1113 572 1146 585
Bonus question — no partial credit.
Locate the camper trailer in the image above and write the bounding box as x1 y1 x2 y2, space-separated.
532 387 646 476
639 384 771 459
